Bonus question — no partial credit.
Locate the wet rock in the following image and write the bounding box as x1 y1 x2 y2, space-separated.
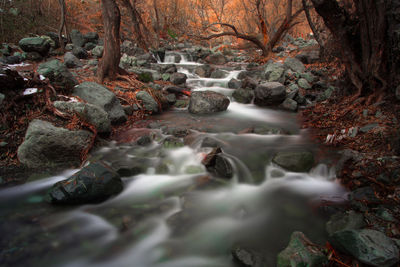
136 91 159 113
18 120 93 168
228 78 242 89
64 52 82 68
201 136 225 148
189 91 230 114
210 69 226 78
254 82 286 106
0 67 25 92
202 147 233 179
53 101 111 134
205 52 227 65
112 157 149 176
326 210 366 235
232 246 260 267
281 98 298 112
241 77 259 89
91 45 104 58
137 135 152 146
272 151 314 172
170 72 187 85
174 99 189 108
284 57 305 73
70 29 85 47
37 59 78 91
46 162 123 204
0 43 12 56
277 231 328 267
194 65 212 77
233 88 254 104
73 82 127 124
330 229 399 267
72 46 88 59
18 37 50 56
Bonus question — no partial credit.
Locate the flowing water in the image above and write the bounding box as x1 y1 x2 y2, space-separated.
0 52 347 267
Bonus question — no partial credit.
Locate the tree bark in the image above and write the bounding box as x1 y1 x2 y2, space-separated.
301 0 324 54
98 0 122 83
58 0 67 52
119 0 148 49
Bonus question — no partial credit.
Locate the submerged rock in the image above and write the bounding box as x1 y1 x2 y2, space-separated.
46 162 123 204
73 82 127 124
272 151 314 172
18 120 93 168
277 231 328 267
189 91 230 114
330 229 399 267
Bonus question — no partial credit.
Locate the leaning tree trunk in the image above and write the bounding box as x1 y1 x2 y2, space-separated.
120 0 148 49
98 0 122 83
311 0 388 99
301 0 324 55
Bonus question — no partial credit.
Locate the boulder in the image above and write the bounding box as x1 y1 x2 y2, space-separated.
136 91 159 113
277 231 328 267
330 229 399 267
326 211 366 236
170 72 187 85
72 46 88 59
189 91 230 114
83 32 99 44
64 52 82 68
17 120 93 168
46 162 123 204
194 65 212 77
254 82 286 106
232 88 254 104
210 69 226 79
70 29 85 47
53 101 111 134
272 151 314 172
228 78 242 89
202 147 233 179
37 59 78 91
18 37 50 56
264 62 285 82
296 50 320 64
91 45 104 58
205 53 227 65
284 57 305 73
84 42 96 51
281 98 298 112
73 82 127 124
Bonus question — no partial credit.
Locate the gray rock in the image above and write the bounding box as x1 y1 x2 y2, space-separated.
136 91 159 113
72 46 88 59
317 86 336 101
84 42 96 51
284 57 305 73
300 72 316 83
360 123 379 133
170 72 187 85
264 62 285 82
272 151 314 172
205 53 227 65
65 44 73 51
92 45 104 58
232 88 254 104
121 40 145 56
228 78 242 89
17 120 93 168
120 53 136 68
37 59 78 91
326 211 366 235
70 29 85 47
277 231 328 267
73 82 127 124
46 162 123 204
297 78 312 89
254 82 286 106
83 32 99 44
18 37 50 56
330 229 399 267
166 94 177 105
210 69 226 79
64 52 82 68
194 65 212 77
189 91 230 114
202 147 233 179
53 101 111 134
281 98 298 112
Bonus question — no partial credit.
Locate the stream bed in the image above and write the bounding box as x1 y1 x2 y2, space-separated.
0 52 347 267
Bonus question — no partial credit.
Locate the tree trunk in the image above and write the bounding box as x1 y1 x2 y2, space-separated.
58 0 67 52
311 0 388 97
119 0 148 49
301 0 324 55
98 0 122 83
